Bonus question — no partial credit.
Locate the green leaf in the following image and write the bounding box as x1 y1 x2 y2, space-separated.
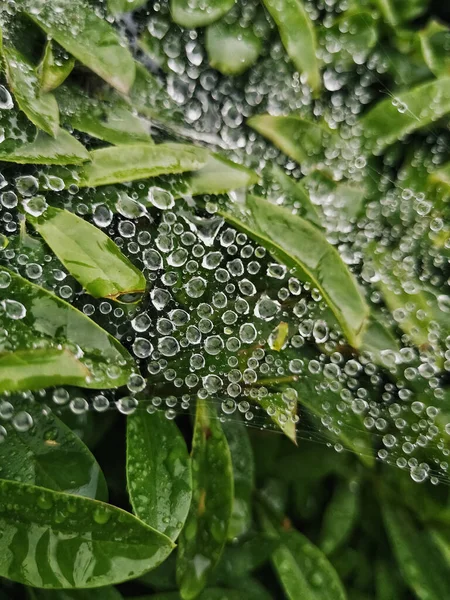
27 206 146 301
108 0 148 14
170 0 235 29
319 480 359 555
373 0 429 26
126 409 192 541
215 533 279 581
419 20 450 78
382 500 450 600
0 478 174 588
76 143 208 188
133 589 264 600
0 36 59 136
29 587 124 600
220 195 369 347
222 416 255 539
176 398 233 600
0 349 91 394
257 392 298 444
0 395 108 501
323 11 378 67
56 84 153 145
248 114 332 165
261 0 321 93
360 77 450 152
38 40 75 93
0 267 135 390
205 20 262 76
23 0 135 94
261 511 347 600
0 127 90 165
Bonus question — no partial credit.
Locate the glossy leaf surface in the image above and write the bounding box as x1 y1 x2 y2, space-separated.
28 206 146 301
108 0 148 14
0 267 135 389
0 396 108 501
262 0 321 93
170 0 235 29
176 398 233 600
221 195 369 347
0 479 174 588
257 392 298 444
39 40 75 93
23 0 135 94
126 409 192 541
206 20 262 76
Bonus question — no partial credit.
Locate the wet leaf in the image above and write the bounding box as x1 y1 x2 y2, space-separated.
108 0 148 14
373 0 429 26
170 0 235 29
56 84 153 146
323 11 378 67
38 40 75 93
134 589 264 600
23 0 135 94
0 267 135 389
0 127 90 165
319 480 359 555
221 195 369 347
0 478 174 588
382 500 450 600
360 77 450 152
214 533 279 581
222 415 255 539
0 396 108 501
29 587 124 600
261 510 347 600
76 143 208 188
248 114 332 165
27 206 146 301
176 398 233 600
420 20 450 77
126 409 192 541
262 0 321 93
205 20 262 76
257 392 297 444
0 35 59 136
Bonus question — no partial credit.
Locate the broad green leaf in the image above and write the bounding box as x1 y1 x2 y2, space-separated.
262 0 321 93
257 392 298 444
205 20 262 76
319 480 359 555
382 501 450 600
215 533 279 581
0 396 108 501
323 11 378 67
222 416 255 539
38 40 75 93
375 561 405 600
56 84 153 145
0 37 59 136
76 143 208 188
248 114 332 165
29 587 123 600
177 398 233 600
0 479 174 588
126 409 192 541
170 0 235 29
220 195 369 347
27 206 146 301
419 20 450 77
0 127 90 165
261 511 347 600
108 0 148 14
0 267 135 389
23 0 135 94
360 77 450 152
0 349 91 393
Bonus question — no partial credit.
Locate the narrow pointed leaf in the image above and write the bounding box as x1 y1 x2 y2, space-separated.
0 267 135 389
222 416 254 539
0 479 174 588
360 77 450 152
0 127 89 165
28 206 146 301
77 143 208 188
262 0 321 93
39 40 75 93
319 480 359 555
206 20 262 76
0 396 108 501
56 84 153 145
170 0 235 29
23 0 135 94
248 114 332 165
177 398 233 600
257 392 298 444
186 153 259 196
1 40 59 136
221 195 369 347
127 409 192 541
